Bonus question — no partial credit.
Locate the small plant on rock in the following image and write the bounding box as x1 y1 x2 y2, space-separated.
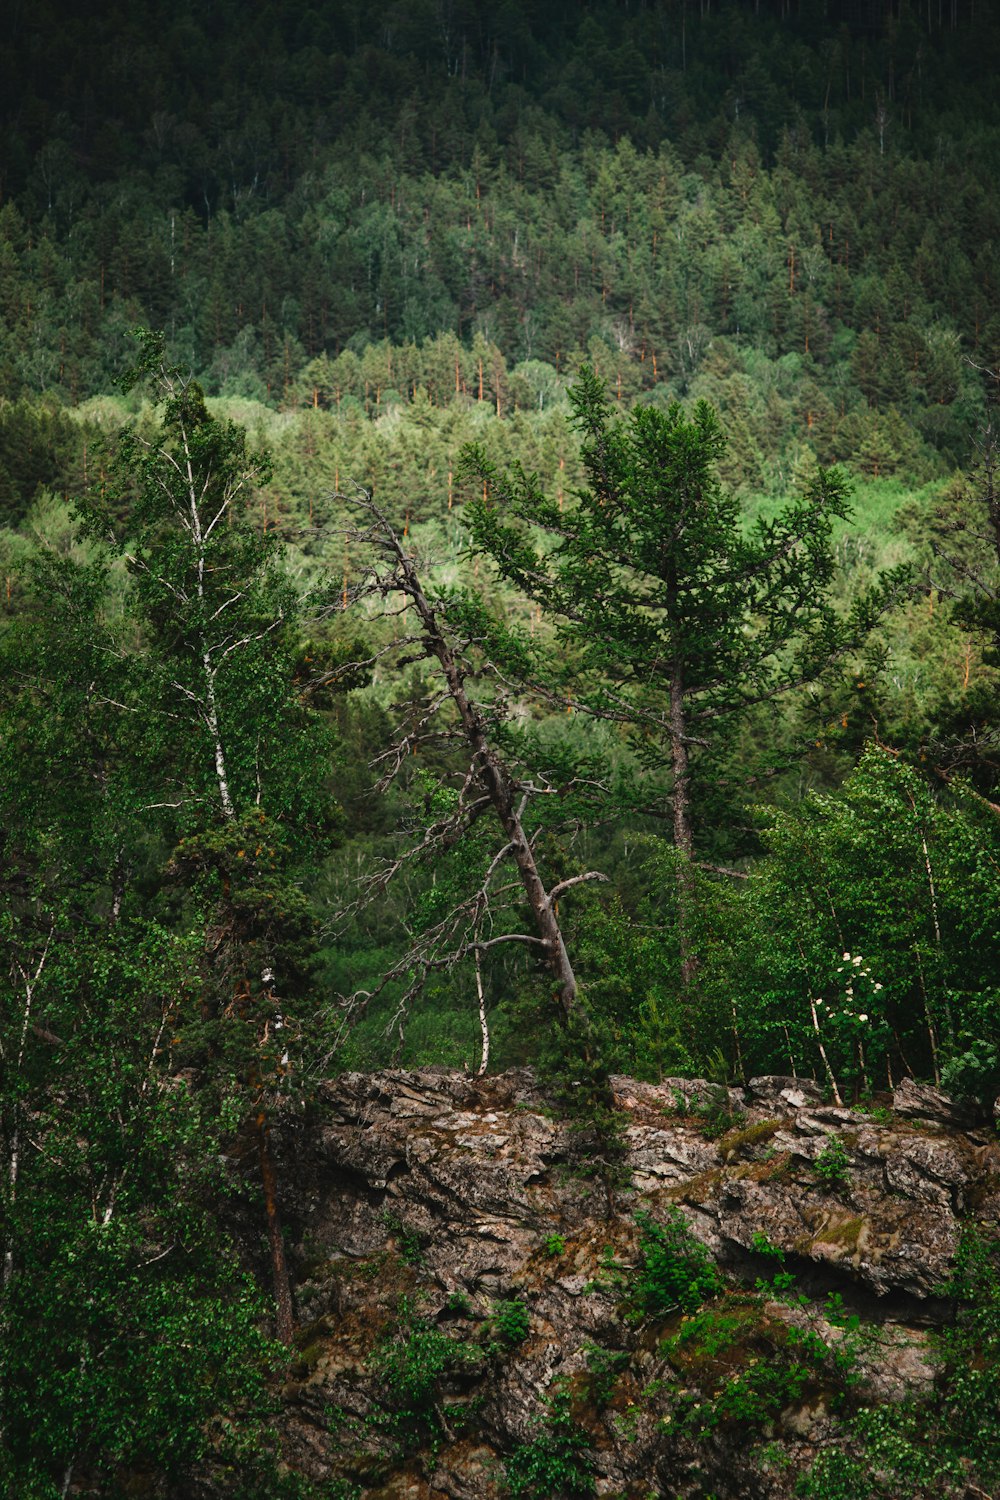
486 1298 530 1353
505 1381 596 1499
369 1297 477 1450
632 1208 723 1316
697 1084 746 1140
583 1341 630 1407
381 1209 424 1266
814 1134 851 1192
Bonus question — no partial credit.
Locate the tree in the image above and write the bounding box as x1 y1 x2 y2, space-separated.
0 530 291 1498
340 493 606 1024
464 369 904 991
924 370 1000 790
0 914 280 1500
77 330 338 1344
705 746 1000 1099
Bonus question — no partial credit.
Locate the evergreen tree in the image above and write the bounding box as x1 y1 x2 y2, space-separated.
464 369 905 991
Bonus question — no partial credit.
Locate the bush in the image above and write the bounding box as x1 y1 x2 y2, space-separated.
940 1034 1000 1114
487 1298 530 1352
505 1383 596 1500
368 1298 477 1447
813 1134 851 1192
632 1208 723 1316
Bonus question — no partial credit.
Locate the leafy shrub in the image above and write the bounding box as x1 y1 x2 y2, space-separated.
582 1341 629 1406
487 1298 530 1352
542 1232 566 1258
940 1034 1000 1114
750 1230 785 1262
697 1084 746 1140
813 1134 851 1192
632 1208 723 1316
665 1296 840 1439
368 1298 476 1446
663 1301 763 1368
796 1448 874 1499
505 1383 596 1499
933 1226 1000 1483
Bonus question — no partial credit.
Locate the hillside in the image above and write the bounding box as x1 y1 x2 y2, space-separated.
2 4 1000 1497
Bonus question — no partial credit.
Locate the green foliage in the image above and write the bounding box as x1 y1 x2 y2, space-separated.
486 1299 531 1353
632 1209 723 1318
813 1135 852 1193
466 370 903 852
504 1382 596 1500
0 399 85 527
532 1002 631 1196
932 1226 1000 1482
750 1230 785 1263
695 1085 746 1141
2 14 1000 1493
565 880 693 1082
582 1342 630 1408
542 1233 567 1259
369 1298 478 1449
797 1228 1000 1496
665 1301 815 1434
664 1287 864 1443
706 747 1000 1090
0 920 284 1498
940 1035 1000 1114
381 1211 424 1267
796 1448 873 1499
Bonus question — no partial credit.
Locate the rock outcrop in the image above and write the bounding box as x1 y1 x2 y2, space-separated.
246 1069 1000 1499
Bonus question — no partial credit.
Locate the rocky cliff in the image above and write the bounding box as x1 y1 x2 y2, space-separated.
244 1069 1000 1499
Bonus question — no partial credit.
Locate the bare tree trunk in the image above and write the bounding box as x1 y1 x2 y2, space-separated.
3 924 55 1296
203 653 235 820
474 936 490 1075
809 992 843 1106
256 1115 294 1345
384 524 581 1016
668 654 699 997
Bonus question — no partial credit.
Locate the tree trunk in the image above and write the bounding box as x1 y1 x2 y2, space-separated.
256 1115 294 1345
389 530 580 1015
668 655 699 995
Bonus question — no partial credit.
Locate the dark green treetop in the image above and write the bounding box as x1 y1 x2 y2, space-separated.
465 368 906 862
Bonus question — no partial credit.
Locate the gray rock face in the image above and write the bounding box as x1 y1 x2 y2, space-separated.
252 1070 1000 1499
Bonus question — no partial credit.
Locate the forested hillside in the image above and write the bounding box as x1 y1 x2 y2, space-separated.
2 2 1000 1497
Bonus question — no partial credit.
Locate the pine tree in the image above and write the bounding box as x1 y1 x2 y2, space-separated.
464 368 904 994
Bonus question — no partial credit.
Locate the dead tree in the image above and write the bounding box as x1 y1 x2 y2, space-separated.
335 491 607 1043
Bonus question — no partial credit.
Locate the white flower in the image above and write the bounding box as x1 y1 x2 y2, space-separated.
853 955 863 966
815 999 824 1007
873 983 883 993
858 1014 869 1023
843 952 851 961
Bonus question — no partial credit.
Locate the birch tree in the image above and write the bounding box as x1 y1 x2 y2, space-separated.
77 331 336 1344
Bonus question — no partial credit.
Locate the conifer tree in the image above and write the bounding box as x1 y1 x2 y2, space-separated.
464 369 905 991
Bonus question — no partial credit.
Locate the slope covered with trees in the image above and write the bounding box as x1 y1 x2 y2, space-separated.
2 2 1000 1496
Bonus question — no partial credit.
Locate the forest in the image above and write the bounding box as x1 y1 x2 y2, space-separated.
2 0 1000 1495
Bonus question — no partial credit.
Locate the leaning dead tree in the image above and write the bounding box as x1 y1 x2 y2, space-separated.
335 491 607 1053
